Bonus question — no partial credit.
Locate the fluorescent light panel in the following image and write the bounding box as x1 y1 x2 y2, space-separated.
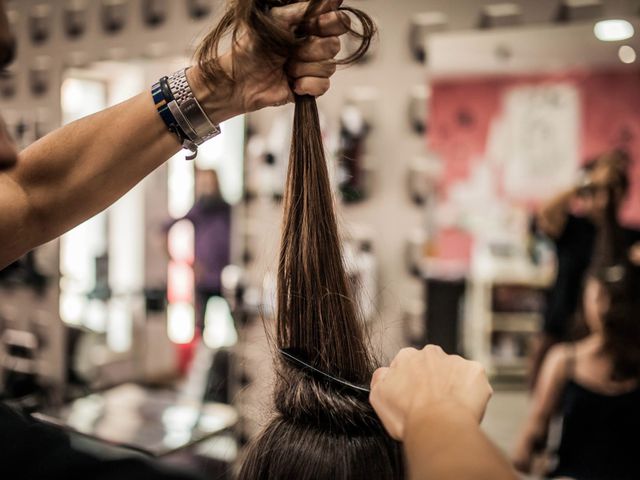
594 19 634 42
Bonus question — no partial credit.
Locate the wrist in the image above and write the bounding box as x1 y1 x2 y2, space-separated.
405 400 478 443
187 57 245 126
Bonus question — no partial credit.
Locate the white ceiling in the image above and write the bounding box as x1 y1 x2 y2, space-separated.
390 0 640 29
428 18 640 77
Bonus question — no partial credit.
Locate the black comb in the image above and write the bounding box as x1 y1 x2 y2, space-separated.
279 348 371 394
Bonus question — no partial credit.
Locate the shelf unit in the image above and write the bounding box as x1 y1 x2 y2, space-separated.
465 274 550 380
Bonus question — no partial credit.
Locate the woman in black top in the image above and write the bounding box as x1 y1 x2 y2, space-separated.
513 185 640 479
531 151 640 389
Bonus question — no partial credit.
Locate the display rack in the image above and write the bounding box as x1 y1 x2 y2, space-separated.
465 271 551 380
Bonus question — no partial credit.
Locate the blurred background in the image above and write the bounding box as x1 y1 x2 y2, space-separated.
1 0 640 478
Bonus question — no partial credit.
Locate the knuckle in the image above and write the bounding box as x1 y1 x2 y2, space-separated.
424 344 443 354
398 347 417 356
326 36 341 56
289 63 301 77
472 361 486 374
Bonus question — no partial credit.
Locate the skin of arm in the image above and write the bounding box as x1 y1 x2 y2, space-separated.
405 403 517 480
0 92 181 267
537 187 577 239
537 160 622 239
512 345 568 473
0 0 347 268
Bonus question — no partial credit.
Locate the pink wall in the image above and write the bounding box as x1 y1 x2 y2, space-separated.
428 70 640 261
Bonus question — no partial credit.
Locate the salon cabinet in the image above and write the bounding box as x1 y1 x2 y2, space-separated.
423 276 465 355
417 260 469 355
464 275 550 380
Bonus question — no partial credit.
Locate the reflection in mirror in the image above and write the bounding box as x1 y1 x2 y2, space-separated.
424 16 640 389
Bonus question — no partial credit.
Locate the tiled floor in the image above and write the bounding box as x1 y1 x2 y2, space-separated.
482 387 530 454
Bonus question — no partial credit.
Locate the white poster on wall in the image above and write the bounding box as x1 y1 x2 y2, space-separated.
493 84 580 200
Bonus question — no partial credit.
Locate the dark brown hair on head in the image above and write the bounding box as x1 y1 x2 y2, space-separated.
196 1 403 479
588 185 640 382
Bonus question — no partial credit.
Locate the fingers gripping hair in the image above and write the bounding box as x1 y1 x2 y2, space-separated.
195 0 376 84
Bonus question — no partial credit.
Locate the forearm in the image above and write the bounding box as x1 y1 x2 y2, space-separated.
537 187 576 238
404 404 517 480
512 419 547 473
0 65 239 268
0 92 177 266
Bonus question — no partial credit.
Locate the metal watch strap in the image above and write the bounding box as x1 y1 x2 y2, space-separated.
167 68 220 145
166 99 197 141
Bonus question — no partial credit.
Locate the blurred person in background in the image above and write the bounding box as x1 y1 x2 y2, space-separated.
513 185 640 479
165 169 231 333
531 150 640 387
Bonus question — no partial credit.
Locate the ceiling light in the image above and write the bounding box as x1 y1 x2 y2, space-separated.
594 19 634 42
618 45 636 64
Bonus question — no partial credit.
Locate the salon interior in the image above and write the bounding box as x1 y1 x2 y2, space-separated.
1 0 640 478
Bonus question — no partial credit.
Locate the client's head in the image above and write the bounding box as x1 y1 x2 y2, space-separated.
585 184 640 382
196 1 403 478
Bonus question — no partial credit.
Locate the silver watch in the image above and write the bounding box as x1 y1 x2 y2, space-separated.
167 68 221 146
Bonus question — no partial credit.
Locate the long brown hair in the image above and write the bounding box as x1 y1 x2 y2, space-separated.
197 1 403 478
589 184 640 382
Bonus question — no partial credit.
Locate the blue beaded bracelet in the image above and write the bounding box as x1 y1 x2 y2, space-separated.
152 78 182 141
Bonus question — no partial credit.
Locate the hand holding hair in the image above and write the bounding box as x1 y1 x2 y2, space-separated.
370 346 518 480
369 345 493 441
188 0 369 126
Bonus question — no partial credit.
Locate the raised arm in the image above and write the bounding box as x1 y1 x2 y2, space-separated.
537 187 578 239
512 344 567 473
370 345 517 480
0 0 348 268
537 159 621 239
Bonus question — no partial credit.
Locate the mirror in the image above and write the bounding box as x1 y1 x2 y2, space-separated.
423 16 640 383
